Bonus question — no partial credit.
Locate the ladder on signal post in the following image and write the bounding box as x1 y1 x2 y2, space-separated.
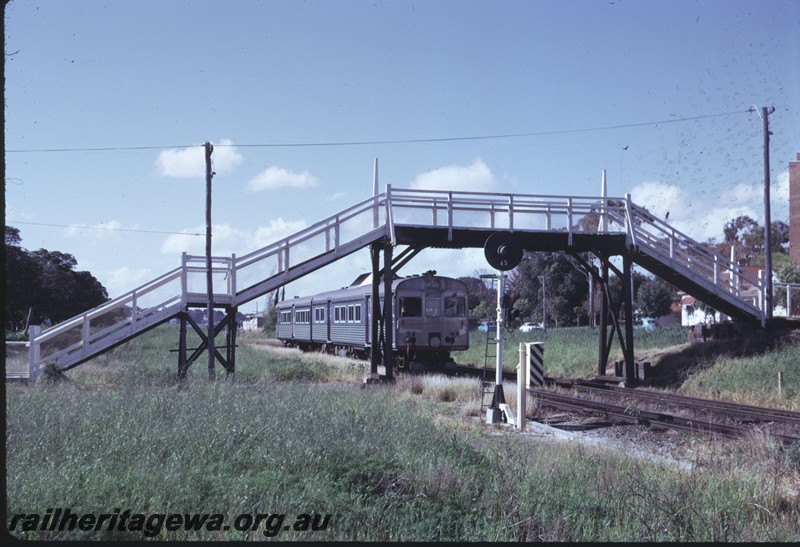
480 327 498 412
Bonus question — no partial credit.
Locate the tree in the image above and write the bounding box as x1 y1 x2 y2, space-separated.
775 261 800 316
636 278 674 318
5 228 41 330
5 226 109 331
719 215 761 265
458 274 494 317
778 261 800 284
715 215 789 266
510 252 589 327
6 225 22 246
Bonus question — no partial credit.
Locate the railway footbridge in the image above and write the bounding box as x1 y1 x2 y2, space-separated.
20 186 780 383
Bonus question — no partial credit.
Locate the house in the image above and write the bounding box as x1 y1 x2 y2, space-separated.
679 294 727 327
241 314 264 331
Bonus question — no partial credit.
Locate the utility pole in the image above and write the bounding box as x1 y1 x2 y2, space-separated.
540 275 546 334
761 106 775 323
205 141 215 380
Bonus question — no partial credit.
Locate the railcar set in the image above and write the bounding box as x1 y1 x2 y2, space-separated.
276 272 470 372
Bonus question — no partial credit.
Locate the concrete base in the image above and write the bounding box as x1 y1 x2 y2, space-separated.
362 373 395 385
363 373 382 385
485 408 504 424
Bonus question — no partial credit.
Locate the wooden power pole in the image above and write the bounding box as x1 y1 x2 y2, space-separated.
761 106 775 323
205 141 215 379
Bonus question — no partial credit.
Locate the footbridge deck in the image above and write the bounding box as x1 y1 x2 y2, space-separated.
21 187 776 381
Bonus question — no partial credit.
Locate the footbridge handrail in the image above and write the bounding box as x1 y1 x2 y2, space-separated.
231 192 392 304
621 200 762 314
28 266 185 379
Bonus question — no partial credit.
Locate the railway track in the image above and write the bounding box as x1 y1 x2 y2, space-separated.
529 378 800 447
558 378 800 428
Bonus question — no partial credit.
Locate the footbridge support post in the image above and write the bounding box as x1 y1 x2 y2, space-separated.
598 257 609 377
382 240 394 381
175 305 238 381
580 250 635 383
622 253 636 382
367 239 394 382
370 242 381 376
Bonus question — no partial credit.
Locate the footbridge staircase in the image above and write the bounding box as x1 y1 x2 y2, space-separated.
21 187 774 381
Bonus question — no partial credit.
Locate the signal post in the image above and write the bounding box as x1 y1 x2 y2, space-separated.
483 232 523 424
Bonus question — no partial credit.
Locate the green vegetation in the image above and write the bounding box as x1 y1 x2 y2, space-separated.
455 325 687 379
5 226 109 332
6 325 800 541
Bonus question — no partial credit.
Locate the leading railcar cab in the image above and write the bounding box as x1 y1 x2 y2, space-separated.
394 274 469 370
274 273 469 371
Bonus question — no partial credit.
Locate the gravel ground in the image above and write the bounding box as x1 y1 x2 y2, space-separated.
478 408 715 472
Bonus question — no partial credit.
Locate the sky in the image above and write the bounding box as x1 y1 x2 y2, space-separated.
5 0 800 315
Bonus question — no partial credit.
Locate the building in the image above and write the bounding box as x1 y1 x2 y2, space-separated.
679 294 726 327
241 314 265 331
791 153 800 263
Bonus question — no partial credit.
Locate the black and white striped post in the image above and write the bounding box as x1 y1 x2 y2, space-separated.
516 342 527 431
526 342 545 387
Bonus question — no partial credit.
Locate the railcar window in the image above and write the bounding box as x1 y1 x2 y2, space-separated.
332 304 361 323
425 296 441 317
399 297 422 317
444 295 467 317
294 310 310 324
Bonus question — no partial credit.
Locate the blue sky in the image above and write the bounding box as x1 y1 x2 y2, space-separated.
6 0 800 314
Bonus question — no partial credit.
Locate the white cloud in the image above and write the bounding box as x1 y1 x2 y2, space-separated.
249 219 309 249
410 159 496 192
160 228 205 255
64 220 124 241
246 166 319 192
327 191 347 202
103 266 154 298
774 169 790 222
154 139 243 178
629 178 782 243
160 219 307 257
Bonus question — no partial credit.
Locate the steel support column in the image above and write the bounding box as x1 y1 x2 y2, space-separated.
598 257 609 376
178 312 188 380
623 253 636 381
370 242 381 375
175 306 236 380
226 306 237 377
382 240 394 380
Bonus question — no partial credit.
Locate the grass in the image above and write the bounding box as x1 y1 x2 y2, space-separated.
454 325 689 379
681 342 800 407
6 324 800 541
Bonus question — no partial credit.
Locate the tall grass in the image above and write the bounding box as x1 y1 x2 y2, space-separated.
6 324 800 541
681 342 800 409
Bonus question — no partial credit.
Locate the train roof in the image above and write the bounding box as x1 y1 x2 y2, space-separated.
276 272 465 308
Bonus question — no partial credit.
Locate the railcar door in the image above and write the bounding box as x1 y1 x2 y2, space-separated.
365 295 371 345
326 299 332 342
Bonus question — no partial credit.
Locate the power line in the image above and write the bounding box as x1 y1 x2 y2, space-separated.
234 109 754 148
6 109 754 153
7 220 203 237
7 144 191 153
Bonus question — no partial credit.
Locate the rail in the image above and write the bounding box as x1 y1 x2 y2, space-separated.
23 187 780 380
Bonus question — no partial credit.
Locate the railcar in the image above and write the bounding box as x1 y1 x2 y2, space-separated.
275 272 469 371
